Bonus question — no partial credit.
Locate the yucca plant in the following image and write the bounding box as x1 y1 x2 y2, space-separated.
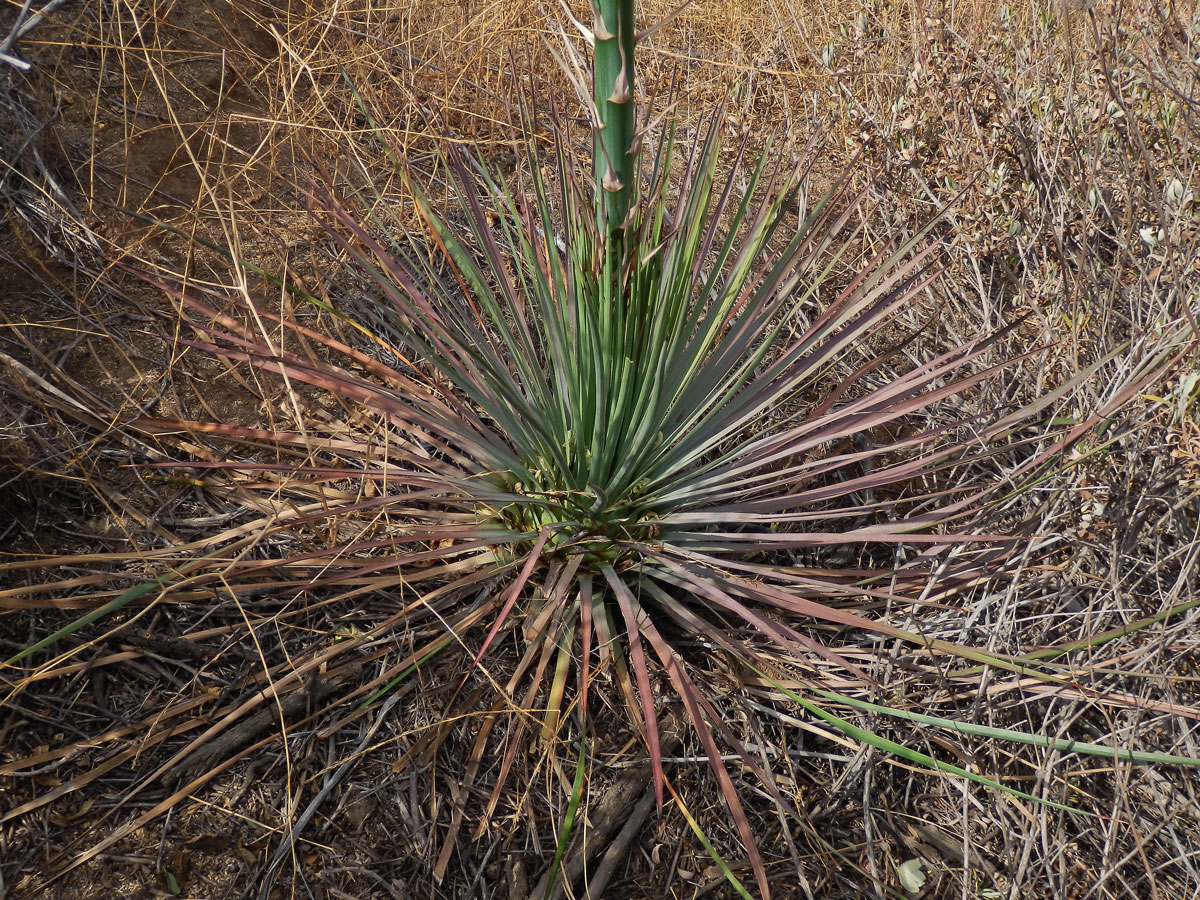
4 2 1197 897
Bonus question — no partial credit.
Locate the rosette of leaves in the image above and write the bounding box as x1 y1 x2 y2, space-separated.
93 108 1167 895
4 5 1195 896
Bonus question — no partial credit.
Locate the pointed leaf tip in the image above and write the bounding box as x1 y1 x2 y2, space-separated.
593 11 614 40
601 172 625 192
608 70 631 104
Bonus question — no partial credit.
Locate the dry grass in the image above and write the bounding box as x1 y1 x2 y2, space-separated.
2 0 1200 898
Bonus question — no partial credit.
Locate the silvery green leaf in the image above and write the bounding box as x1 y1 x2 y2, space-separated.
898 858 927 893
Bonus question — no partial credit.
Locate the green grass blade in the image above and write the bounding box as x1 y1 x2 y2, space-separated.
5 575 171 667
664 777 755 900
543 730 588 900
755 669 1091 815
807 688 1200 767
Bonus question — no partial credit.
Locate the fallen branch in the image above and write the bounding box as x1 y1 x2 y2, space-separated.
1 0 74 71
